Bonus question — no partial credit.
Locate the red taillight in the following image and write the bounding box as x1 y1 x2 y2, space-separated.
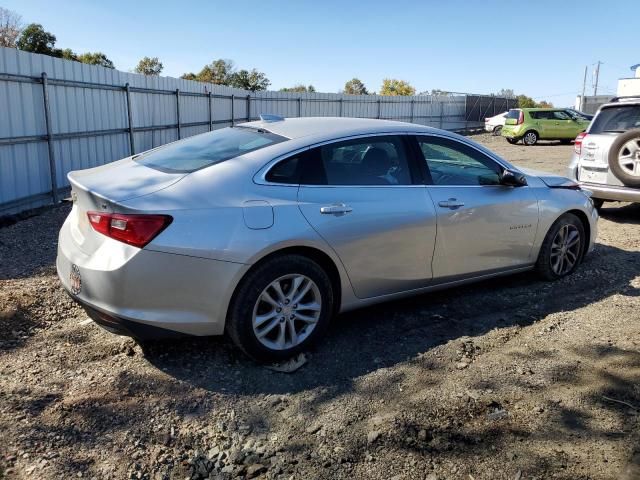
518 111 524 125
574 132 587 155
87 212 172 248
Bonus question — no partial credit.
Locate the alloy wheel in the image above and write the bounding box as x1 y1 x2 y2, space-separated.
524 132 537 145
252 274 322 350
550 224 581 276
617 138 640 177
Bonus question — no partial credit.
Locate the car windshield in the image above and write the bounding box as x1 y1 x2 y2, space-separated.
135 127 287 173
590 105 640 134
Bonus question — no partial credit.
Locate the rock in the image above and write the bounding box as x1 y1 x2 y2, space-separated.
487 409 508 421
418 429 428 441
246 463 266 478
367 430 381 444
305 425 321 434
455 361 469 370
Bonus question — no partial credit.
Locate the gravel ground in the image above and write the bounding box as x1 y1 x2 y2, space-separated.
1 133 639 480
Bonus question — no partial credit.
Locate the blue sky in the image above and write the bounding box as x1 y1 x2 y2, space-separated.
7 0 639 106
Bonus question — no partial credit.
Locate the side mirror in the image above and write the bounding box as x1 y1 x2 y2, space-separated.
500 168 528 187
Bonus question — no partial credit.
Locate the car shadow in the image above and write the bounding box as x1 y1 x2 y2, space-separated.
599 202 640 225
141 242 640 398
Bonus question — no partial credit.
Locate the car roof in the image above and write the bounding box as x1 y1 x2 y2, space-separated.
239 116 440 140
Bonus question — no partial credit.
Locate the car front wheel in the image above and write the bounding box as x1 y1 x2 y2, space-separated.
227 254 334 362
535 213 585 281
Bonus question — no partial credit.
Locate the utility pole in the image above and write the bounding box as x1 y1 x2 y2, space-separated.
593 61 602 96
581 65 588 110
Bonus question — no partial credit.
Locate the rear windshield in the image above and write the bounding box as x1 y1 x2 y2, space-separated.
135 127 287 173
590 105 640 134
505 109 520 119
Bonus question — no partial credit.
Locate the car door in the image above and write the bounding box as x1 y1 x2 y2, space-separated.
414 134 539 280
297 134 437 299
552 110 577 138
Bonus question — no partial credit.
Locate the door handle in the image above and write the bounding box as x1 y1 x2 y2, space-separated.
320 203 353 215
438 198 465 209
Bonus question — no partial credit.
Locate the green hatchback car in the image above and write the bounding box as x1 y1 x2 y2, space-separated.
501 108 590 145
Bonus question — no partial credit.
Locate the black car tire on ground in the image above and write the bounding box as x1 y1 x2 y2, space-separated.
492 126 502 136
226 254 334 362
535 213 585 281
506 138 518 144
523 131 538 146
608 129 640 187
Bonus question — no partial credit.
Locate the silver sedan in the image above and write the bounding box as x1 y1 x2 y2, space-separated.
57 117 598 361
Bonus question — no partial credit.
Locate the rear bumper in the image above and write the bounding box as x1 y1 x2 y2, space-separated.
578 182 640 202
66 288 187 340
57 211 249 337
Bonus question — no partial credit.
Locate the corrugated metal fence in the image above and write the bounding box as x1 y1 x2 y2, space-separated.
0 47 513 215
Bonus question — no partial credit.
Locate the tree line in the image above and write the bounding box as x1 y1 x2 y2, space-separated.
0 7 552 104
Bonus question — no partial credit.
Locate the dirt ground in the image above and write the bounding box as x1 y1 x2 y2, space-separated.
1 134 639 480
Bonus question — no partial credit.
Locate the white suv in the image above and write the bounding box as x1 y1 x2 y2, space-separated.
567 97 640 208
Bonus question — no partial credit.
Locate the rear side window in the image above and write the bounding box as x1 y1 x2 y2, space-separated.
590 106 640 133
265 153 304 184
136 127 287 173
303 136 413 186
506 109 520 119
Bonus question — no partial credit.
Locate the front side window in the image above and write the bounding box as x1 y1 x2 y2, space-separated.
553 111 572 120
417 136 502 186
136 127 287 173
303 136 413 186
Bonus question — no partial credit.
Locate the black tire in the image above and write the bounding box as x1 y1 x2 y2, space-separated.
492 125 503 136
607 129 640 187
226 254 334 362
523 130 538 146
506 138 518 145
560 139 573 145
535 213 586 281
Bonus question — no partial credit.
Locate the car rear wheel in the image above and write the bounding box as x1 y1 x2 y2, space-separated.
535 213 585 281
226 254 334 362
492 125 502 136
506 138 518 144
608 129 640 187
523 131 538 146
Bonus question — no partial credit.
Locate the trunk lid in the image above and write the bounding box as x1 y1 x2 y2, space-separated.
66 157 186 255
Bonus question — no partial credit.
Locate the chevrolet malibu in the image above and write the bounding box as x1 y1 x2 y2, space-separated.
57 117 598 361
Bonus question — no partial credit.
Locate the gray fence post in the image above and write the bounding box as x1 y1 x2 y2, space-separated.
246 94 251 122
464 95 468 132
410 99 415 123
231 94 235 125
297 97 302 117
41 72 59 204
377 98 381 119
208 91 213 131
175 89 181 139
125 83 135 155
339 98 343 117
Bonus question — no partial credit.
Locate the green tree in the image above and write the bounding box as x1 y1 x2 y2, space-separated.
280 84 315 93
77 52 114 69
430 89 450 96
516 94 537 108
229 69 270 91
537 100 554 108
0 7 22 48
380 78 415 96
194 59 235 85
16 23 56 55
180 72 197 80
343 78 368 95
134 56 163 76
59 48 78 61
